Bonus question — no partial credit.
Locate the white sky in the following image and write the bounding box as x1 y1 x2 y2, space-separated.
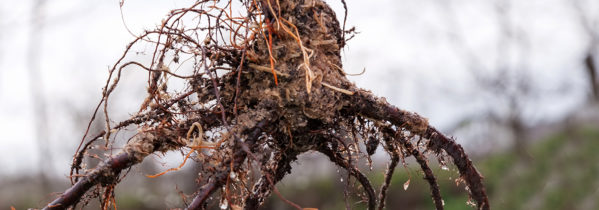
0 0 594 177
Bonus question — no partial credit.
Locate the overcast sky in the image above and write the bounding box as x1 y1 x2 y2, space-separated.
0 0 594 177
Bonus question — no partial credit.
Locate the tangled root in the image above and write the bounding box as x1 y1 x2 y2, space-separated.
44 0 489 210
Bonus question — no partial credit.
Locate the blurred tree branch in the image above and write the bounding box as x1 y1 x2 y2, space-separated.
573 0 599 103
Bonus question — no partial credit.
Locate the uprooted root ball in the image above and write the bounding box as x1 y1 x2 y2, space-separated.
44 0 489 210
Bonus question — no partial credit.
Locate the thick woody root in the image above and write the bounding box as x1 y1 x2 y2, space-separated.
401 135 444 209
43 131 179 210
377 125 444 209
351 90 490 210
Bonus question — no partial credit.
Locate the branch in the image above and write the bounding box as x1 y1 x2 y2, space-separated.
351 90 489 210
585 53 599 102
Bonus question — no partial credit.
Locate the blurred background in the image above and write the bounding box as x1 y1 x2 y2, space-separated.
1 0 598 209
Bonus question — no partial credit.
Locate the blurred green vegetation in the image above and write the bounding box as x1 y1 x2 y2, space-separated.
5 127 598 209
265 126 599 210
